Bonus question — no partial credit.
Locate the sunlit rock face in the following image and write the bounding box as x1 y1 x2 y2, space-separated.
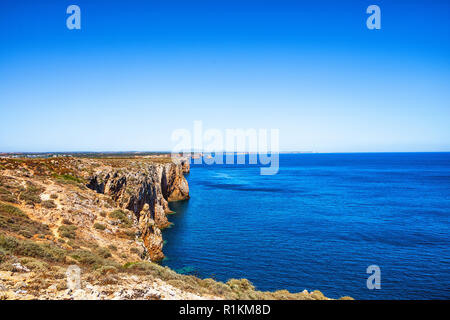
86 158 190 261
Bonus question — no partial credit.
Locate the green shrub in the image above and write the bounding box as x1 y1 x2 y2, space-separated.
0 203 50 237
0 177 20 204
16 241 65 262
108 244 117 251
109 209 132 227
124 261 177 280
18 230 33 238
58 225 77 239
53 174 84 185
0 234 65 262
0 202 26 217
19 257 49 271
70 250 101 265
0 248 6 263
130 247 140 254
0 186 18 203
0 234 18 251
123 229 136 240
70 249 102 266
42 200 56 209
19 182 43 205
198 278 233 297
70 249 120 269
96 265 118 275
67 239 80 249
226 278 256 293
95 247 112 259
94 223 106 230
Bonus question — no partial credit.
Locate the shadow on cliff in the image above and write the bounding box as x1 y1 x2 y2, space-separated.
168 199 190 216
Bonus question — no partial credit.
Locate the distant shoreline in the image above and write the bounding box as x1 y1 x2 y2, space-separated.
1 151 450 159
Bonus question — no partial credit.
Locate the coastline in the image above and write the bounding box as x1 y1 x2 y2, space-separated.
0 155 349 300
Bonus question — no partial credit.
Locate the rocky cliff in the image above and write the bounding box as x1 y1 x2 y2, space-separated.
85 158 190 261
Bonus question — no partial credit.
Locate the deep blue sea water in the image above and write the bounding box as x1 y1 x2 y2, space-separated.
162 153 450 299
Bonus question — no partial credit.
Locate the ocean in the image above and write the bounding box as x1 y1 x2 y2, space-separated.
162 153 450 299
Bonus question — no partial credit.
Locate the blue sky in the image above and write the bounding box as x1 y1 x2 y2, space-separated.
0 0 449 152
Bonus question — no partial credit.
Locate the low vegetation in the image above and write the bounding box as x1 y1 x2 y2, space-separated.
93 223 106 230
69 249 119 269
1 234 118 272
95 247 112 259
117 229 136 240
0 186 18 203
0 234 65 263
53 174 84 185
0 176 21 204
120 261 327 300
42 200 57 209
58 225 77 239
19 182 43 206
0 203 51 238
109 209 132 227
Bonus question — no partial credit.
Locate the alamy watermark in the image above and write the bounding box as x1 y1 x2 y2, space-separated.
366 5 381 30
66 265 81 290
65 5 381 31
66 5 81 30
366 265 381 290
171 121 280 175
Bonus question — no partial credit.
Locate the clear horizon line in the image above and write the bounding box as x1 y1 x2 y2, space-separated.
1 150 450 154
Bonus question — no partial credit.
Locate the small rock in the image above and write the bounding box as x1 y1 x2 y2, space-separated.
47 284 58 292
15 289 28 295
71 289 90 300
12 263 30 273
14 281 27 290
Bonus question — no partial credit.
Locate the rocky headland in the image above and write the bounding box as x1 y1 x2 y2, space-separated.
84 157 190 260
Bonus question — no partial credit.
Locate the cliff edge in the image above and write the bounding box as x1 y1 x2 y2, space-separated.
84 158 189 260
0 156 351 300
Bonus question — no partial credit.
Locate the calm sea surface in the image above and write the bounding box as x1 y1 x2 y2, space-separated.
162 153 450 299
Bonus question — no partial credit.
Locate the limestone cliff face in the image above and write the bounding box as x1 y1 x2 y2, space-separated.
139 204 164 261
179 158 190 174
162 159 190 202
85 159 189 261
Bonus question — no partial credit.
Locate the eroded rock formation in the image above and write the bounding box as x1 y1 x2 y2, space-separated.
85 158 190 261
139 204 164 261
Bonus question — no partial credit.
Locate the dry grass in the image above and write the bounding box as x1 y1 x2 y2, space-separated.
0 187 18 203
109 209 132 228
0 157 82 177
0 202 51 238
53 174 84 185
42 200 57 209
120 261 325 300
93 223 106 230
0 234 65 263
58 225 77 239
19 182 43 206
